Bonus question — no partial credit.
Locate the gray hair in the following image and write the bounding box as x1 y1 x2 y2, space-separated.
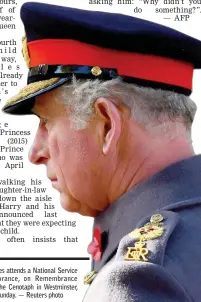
58 77 197 136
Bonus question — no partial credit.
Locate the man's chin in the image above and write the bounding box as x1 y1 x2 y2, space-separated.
59 193 77 212
59 193 99 217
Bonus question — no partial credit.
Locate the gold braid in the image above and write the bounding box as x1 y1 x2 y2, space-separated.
22 35 30 68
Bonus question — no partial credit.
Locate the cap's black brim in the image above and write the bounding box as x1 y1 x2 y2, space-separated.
2 77 70 115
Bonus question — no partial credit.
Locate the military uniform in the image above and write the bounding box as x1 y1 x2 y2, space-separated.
2 2 201 301
84 155 201 301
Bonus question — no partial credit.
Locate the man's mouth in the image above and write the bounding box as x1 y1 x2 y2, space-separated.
49 178 60 191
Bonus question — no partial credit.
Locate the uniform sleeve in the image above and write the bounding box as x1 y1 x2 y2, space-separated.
105 261 193 302
83 258 193 302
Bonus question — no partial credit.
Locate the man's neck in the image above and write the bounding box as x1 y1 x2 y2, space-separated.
128 138 194 190
108 137 194 205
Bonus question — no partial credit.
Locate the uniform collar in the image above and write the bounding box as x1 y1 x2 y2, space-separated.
93 155 201 271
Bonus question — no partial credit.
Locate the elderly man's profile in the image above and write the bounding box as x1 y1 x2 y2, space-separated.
2 2 201 301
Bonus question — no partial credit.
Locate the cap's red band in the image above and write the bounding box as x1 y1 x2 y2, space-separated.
28 39 193 90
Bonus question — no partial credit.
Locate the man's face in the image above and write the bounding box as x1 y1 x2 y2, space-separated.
29 89 114 217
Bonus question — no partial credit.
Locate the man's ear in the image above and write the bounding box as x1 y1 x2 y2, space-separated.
94 98 122 154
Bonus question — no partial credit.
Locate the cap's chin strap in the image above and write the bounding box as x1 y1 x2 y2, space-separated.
27 64 192 96
27 65 118 84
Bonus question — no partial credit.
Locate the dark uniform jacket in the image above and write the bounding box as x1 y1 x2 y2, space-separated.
84 155 201 302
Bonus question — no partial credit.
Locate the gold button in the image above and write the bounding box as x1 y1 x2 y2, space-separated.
150 214 164 224
91 66 102 76
84 271 97 285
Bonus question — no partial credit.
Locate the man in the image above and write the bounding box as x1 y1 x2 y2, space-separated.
2 2 201 301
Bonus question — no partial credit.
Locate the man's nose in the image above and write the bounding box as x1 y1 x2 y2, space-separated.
28 125 49 165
